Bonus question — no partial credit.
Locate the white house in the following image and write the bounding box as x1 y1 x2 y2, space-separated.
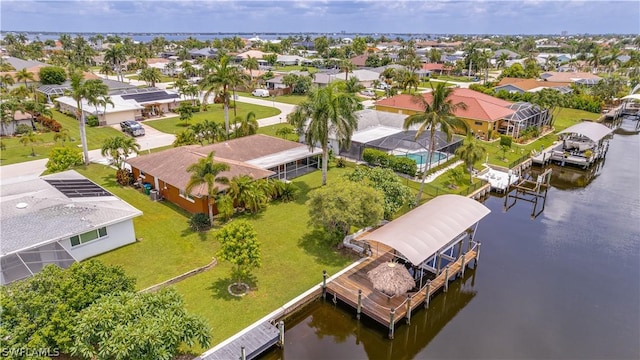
0 170 142 285
0 110 34 136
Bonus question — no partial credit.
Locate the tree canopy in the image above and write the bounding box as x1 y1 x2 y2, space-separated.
307 180 384 242
38 66 66 85
71 289 210 360
344 166 413 220
216 221 262 286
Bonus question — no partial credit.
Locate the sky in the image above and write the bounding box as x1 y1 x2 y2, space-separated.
1 0 639 35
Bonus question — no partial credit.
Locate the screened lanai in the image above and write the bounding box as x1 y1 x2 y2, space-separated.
1 243 76 285
500 102 550 139
341 129 464 170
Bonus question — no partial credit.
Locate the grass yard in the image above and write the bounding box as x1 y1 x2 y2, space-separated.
144 103 281 134
431 75 478 83
77 163 354 351
272 65 318 73
0 110 123 166
257 123 299 141
127 74 176 83
236 91 308 106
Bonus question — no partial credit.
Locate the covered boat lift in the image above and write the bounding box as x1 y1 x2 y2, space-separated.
324 195 490 338
533 121 612 168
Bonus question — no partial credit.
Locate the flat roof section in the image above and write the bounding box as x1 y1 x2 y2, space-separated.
351 126 403 144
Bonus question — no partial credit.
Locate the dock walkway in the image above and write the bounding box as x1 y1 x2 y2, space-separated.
197 321 279 360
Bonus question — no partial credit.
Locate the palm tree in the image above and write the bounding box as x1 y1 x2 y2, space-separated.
103 44 127 82
139 67 162 87
342 77 365 94
165 61 177 78
403 82 468 204
235 111 258 138
1 73 15 91
242 56 259 85
227 175 267 214
455 135 487 184
340 59 355 81
202 119 223 143
185 152 230 225
53 128 71 145
100 136 141 169
588 46 604 73
19 130 40 156
68 71 110 165
200 55 239 139
496 53 509 70
288 82 359 186
15 68 34 88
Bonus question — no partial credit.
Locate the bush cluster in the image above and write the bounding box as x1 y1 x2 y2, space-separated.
14 124 33 135
189 213 211 232
362 148 417 176
35 114 62 132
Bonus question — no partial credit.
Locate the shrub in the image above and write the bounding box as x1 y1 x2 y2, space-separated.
500 135 512 148
391 156 417 176
335 157 346 168
86 115 99 127
39 66 66 85
189 213 211 232
362 148 390 167
14 124 32 135
35 115 62 132
279 182 299 202
46 147 83 173
116 169 134 186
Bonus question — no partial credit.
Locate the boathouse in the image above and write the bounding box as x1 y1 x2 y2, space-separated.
325 194 490 338
533 121 612 168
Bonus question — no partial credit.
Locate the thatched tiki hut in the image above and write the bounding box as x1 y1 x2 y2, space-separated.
367 262 415 297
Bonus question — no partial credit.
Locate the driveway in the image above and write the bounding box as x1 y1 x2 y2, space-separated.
109 123 176 151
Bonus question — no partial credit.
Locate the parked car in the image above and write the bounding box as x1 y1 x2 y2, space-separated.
252 89 270 97
360 89 375 97
376 83 390 90
120 120 145 137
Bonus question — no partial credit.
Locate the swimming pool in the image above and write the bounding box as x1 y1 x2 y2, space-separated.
396 151 447 165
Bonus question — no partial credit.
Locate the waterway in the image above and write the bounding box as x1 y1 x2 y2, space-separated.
263 126 640 359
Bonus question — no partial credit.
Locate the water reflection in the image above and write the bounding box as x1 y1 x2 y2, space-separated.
262 270 477 360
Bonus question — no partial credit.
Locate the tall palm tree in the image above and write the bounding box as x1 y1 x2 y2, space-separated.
202 119 223 143
15 68 34 88
497 52 509 70
200 55 239 139
455 135 487 184
100 136 141 169
68 72 110 165
403 82 468 204
185 152 230 225
139 67 162 87
288 82 359 186
235 111 258 138
340 59 355 81
103 44 127 82
242 56 259 84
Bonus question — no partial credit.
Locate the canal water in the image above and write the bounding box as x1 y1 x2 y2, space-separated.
263 125 640 360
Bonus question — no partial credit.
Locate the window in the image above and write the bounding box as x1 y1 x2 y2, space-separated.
139 170 146 179
179 189 195 202
474 121 483 126
70 227 108 247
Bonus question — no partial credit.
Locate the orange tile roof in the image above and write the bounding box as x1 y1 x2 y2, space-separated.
422 63 444 71
375 88 515 122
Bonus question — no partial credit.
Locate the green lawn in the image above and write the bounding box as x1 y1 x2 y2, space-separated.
431 75 478 83
128 74 175 83
236 91 308 106
419 81 457 88
77 163 354 352
257 123 299 141
0 111 123 166
272 65 318 73
144 103 281 134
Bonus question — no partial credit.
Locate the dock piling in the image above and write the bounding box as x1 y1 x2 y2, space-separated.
460 253 466 278
278 321 285 347
388 308 395 339
357 289 362 320
444 267 449 292
424 281 431 309
406 295 412 325
476 243 482 266
240 346 246 360
322 270 327 299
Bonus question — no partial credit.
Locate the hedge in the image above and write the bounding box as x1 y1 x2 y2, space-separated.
362 148 417 176
35 115 62 132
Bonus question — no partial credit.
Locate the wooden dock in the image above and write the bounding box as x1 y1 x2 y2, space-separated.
325 246 477 334
197 321 280 360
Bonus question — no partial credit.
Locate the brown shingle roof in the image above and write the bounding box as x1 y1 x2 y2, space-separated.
496 78 571 91
350 54 368 67
375 88 515 122
126 135 309 196
541 71 601 83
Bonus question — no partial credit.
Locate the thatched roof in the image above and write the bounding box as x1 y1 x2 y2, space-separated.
367 262 415 297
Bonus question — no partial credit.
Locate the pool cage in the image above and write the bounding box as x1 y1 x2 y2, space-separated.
340 130 464 169
500 102 550 139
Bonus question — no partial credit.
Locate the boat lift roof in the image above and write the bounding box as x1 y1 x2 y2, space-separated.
557 121 613 143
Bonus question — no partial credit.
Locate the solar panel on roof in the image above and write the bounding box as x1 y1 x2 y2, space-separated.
44 179 113 198
121 91 179 103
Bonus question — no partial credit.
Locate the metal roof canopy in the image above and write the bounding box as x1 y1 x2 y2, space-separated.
365 129 463 153
364 194 491 266
557 121 613 143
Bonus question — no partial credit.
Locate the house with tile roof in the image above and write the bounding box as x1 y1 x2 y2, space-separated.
125 135 321 215
494 77 573 94
375 88 549 140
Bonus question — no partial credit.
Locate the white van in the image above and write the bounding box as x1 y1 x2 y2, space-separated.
252 89 270 97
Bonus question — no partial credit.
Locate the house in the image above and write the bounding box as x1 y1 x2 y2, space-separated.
493 49 520 60
0 110 34 136
189 48 218 60
539 71 602 84
0 170 142 285
335 69 381 87
494 77 572 94
125 135 322 215
349 54 369 67
55 87 185 125
375 88 549 140
38 77 136 103
276 55 309 66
